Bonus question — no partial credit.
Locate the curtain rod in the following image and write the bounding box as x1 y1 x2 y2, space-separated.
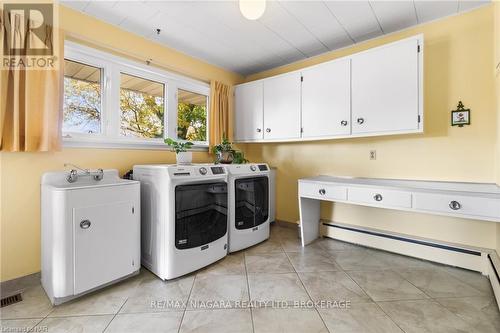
64 31 213 84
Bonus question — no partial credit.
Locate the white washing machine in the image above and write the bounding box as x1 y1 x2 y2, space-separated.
225 163 270 253
133 164 228 280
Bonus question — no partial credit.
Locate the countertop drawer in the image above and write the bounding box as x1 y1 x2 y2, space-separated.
299 182 347 201
348 187 412 208
413 193 500 219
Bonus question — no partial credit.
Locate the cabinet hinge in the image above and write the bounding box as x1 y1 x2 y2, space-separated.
132 206 135 214
300 76 303 82
300 127 304 133
417 45 420 53
418 115 421 123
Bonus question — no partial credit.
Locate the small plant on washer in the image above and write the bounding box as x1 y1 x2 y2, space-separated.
164 138 194 153
165 138 194 165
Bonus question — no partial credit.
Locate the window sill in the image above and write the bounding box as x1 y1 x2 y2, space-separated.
62 136 209 152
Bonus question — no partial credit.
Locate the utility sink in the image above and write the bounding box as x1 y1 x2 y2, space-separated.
41 169 140 305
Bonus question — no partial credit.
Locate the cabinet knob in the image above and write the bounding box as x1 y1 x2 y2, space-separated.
266 128 271 133
373 194 383 202
319 189 326 195
80 219 91 229
256 128 262 133
340 120 348 126
449 201 461 210
357 118 365 125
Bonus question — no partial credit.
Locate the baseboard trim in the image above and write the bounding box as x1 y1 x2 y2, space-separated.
0 272 40 298
488 252 500 308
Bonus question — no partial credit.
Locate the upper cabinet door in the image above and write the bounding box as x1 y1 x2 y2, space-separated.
301 59 351 138
263 72 301 140
352 37 421 135
234 82 264 141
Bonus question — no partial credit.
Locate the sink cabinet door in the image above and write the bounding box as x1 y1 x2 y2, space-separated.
73 201 138 294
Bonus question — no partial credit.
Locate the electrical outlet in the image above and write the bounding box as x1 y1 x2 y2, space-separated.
369 150 376 160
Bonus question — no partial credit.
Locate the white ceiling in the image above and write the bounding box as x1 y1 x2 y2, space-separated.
62 0 490 76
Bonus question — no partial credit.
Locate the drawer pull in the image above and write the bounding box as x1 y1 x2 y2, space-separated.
340 120 348 126
449 201 461 210
357 118 365 125
319 189 326 195
373 194 383 202
256 128 262 133
266 128 271 133
80 220 91 229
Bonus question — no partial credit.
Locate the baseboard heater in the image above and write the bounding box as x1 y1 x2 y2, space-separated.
322 221 500 311
321 221 489 273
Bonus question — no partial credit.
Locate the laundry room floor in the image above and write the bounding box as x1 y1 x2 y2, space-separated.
1 224 499 333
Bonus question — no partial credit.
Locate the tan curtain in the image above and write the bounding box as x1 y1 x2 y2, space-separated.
209 80 232 151
0 9 63 152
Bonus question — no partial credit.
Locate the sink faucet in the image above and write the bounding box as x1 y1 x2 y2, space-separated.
64 163 104 183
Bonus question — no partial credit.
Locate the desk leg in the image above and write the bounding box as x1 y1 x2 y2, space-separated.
299 196 320 246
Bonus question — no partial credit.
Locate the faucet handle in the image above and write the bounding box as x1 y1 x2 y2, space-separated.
93 169 104 181
66 169 78 183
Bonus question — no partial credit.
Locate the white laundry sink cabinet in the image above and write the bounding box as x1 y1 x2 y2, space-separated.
41 169 140 305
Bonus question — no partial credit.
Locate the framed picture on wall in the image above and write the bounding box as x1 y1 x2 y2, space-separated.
451 101 470 127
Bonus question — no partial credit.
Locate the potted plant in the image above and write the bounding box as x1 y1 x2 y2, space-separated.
212 137 248 164
165 138 194 165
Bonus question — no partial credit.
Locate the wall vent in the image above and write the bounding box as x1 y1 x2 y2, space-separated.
1 293 22 308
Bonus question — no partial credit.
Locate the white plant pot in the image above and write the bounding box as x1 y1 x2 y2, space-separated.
176 152 192 165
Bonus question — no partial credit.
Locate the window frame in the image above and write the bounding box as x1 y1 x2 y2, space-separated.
62 41 210 150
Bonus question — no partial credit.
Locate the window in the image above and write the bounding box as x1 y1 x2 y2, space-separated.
177 89 207 142
62 41 210 149
120 73 165 139
63 60 102 134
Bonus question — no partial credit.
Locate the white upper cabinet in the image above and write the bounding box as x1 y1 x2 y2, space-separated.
351 37 421 135
234 82 264 141
233 35 423 143
301 58 351 138
263 72 302 140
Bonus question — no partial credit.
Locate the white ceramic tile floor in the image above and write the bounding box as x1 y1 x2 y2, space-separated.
1 224 498 332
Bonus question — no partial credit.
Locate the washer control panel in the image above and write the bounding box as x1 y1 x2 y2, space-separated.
210 166 225 175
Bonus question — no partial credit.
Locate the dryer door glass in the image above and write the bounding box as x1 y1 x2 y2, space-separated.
235 176 269 230
175 182 228 250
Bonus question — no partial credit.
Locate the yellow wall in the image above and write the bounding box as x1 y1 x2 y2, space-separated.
495 1 500 255
0 5 243 282
245 5 499 249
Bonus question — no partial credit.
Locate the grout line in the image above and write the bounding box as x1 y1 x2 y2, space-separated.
372 300 408 333
177 274 197 333
243 249 255 333
284 249 331 333
102 298 128 332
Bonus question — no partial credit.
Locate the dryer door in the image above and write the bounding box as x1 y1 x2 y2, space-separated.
175 182 228 250
235 176 269 230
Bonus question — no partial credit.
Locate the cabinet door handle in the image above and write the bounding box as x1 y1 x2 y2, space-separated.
449 201 461 210
340 120 348 126
319 189 326 195
266 128 271 133
373 194 383 202
80 220 91 229
357 118 365 125
256 128 262 133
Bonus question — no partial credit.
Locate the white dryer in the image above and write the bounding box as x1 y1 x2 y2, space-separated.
133 164 228 280
225 164 270 253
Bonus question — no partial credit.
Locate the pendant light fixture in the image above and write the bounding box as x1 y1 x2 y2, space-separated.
239 0 266 20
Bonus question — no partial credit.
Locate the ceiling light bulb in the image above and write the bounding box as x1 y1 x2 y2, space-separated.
239 0 266 20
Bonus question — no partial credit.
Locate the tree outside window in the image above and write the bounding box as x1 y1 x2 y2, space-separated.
177 89 207 142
